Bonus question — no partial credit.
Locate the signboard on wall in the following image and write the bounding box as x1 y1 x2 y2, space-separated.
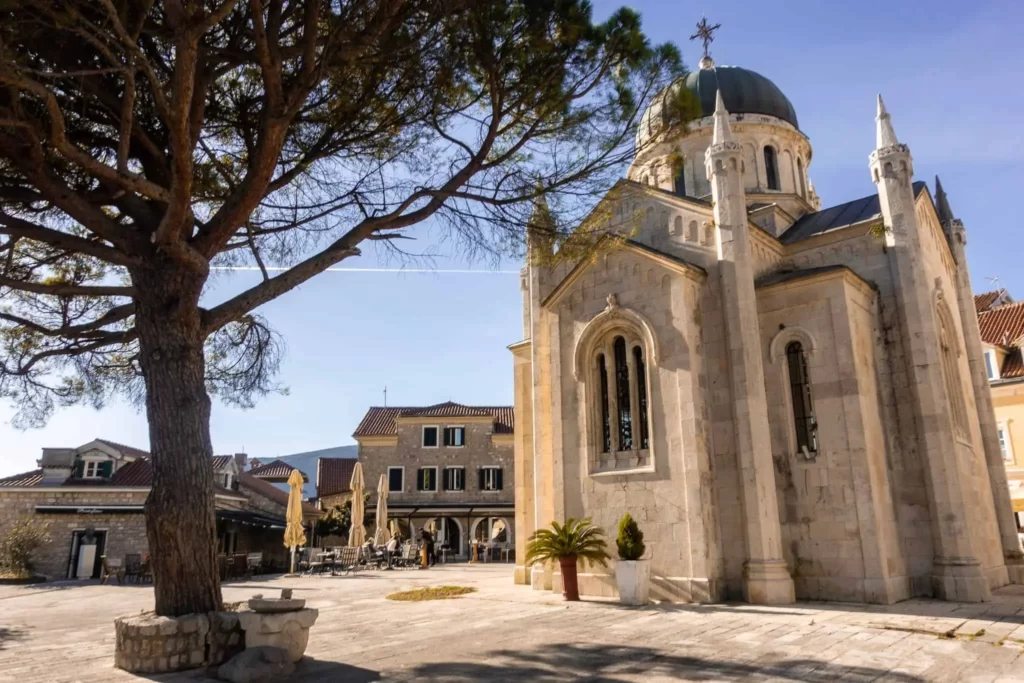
34 505 145 514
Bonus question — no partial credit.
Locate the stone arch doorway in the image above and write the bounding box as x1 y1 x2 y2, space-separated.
471 517 512 544
421 517 463 557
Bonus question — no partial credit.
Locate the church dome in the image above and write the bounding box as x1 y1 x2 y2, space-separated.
637 61 799 148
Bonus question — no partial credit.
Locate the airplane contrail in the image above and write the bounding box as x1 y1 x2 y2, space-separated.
211 266 518 274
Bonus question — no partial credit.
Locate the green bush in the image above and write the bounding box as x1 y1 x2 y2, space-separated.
0 517 51 576
616 512 645 561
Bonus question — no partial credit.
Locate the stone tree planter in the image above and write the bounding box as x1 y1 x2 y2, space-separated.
236 591 318 662
114 610 243 674
615 559 651 605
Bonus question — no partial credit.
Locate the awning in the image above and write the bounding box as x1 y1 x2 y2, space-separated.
216 509 287 529
1012 498 1024 513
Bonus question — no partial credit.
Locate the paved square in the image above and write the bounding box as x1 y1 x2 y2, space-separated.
2 565 1024 682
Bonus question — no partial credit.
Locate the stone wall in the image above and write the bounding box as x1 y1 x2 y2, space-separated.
358 422 514 508
0 489 149 580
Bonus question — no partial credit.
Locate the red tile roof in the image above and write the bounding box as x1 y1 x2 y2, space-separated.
211 455 234 471
316 458 357 499
238 472 318 516
353 403 514 437
248 459 307 481
975 290 1013 313
1002 349 1024 379
978 300 1024 348
0 469 43 487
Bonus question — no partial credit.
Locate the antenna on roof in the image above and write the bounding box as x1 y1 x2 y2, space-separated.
383 386 387 407
987 276 1002 290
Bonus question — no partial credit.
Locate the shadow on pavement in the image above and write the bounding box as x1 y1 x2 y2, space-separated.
399 642 926 682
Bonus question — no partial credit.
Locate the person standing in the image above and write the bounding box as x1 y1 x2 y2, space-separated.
420 528 435 568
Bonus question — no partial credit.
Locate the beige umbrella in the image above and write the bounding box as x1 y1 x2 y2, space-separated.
348 462 366 547
374 473 391 545
283 469 307 574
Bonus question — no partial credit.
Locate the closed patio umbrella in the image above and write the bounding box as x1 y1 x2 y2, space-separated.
374 473 391 546
284 469 307 574
348 462 366 547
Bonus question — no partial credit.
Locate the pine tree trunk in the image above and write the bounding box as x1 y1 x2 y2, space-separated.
134 265 222 617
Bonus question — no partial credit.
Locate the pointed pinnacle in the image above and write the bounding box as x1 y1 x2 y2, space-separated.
712 89 732 144
876 94 899 148
934 175 955 225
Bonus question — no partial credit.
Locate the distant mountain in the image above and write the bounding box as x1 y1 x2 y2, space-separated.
255 445 358 501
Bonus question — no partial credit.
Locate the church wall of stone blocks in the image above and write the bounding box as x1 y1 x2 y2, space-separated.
510 55 1024 605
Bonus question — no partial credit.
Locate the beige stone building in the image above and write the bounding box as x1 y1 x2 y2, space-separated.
0 440 318 578
975 290 1024 525
512 55 1024 605
353 402 514 560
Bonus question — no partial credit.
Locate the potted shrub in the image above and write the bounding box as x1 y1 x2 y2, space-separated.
615 512 649 605
525 517 609 601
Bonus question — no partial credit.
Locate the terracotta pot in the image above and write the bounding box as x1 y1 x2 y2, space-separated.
559 555 580 601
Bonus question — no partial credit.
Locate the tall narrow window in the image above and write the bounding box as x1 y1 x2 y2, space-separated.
764 146 780 191
674 164 686 197
633 346 649 450
985 350 1000 380
614 336 633 450
796 158 807 198
998 423 1014 462
598 354 611 453
937 303 969 439
786 342 817 454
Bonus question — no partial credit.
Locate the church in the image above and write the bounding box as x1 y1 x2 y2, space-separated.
509 46 1024 605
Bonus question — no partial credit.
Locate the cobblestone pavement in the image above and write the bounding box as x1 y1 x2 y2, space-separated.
2 565 1024 682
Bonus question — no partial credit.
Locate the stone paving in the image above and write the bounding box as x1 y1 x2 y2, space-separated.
3 565 1024 682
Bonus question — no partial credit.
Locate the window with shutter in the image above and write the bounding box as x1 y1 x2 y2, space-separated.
481 467 501 491
417 467 437 492
98 461 114 478
444 467 464 491
443 426 465 447
73 460 85 479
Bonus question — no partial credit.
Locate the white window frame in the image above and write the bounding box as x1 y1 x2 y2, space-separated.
481 466 502 492
985 349 1001 381
998 422 1015 463
421 425 439 449
444 466 465 492
387 466 405 493
443 425 466 448
417 466 439 492
81 457 108 479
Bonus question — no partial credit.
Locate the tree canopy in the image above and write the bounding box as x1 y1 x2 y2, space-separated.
0 0 686 424
0 0 689 617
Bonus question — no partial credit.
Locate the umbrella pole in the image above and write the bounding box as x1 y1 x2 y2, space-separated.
290 546 296 574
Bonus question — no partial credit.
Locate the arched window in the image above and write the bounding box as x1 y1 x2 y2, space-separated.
796 158 807 198
674 163 686 197
937 303 969 439
786 342 817 454
672 216 683 237
764 145 780 191
590 331 651 465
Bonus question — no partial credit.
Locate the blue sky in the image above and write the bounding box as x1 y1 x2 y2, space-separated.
2 0 1022 476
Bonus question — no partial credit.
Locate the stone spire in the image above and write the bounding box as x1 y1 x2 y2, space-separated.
934 175 955 226
876 94 899 149
712 89 732 145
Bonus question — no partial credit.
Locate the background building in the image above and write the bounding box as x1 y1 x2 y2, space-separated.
976 289 1024 527
353 401 513 560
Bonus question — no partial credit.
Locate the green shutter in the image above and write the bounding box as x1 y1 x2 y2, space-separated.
478 468 486 490
73 460 84 479
98 461 113 478
496 468 503 491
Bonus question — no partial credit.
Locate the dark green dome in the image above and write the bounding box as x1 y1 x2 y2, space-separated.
682 65 799 129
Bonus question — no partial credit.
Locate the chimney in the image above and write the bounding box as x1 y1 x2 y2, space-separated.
234 452 247 470
39 448 76 485
248 457 262 471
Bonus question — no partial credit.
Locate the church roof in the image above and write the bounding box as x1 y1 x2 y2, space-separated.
680 65 799 130
754 265 851 288
780 181 927 244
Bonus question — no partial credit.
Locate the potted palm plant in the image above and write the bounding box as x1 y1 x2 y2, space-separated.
615 513 649 605
525 518 610 601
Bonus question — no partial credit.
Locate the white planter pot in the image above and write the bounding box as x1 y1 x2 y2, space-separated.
615 559 650 606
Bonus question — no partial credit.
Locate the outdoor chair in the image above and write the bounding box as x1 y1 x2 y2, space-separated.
124 553 142 583
246 552 263 576
100 556 123 585
231 553 251 581
333 547 361 576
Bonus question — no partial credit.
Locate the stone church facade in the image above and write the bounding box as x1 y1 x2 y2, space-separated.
511 56 1024 605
